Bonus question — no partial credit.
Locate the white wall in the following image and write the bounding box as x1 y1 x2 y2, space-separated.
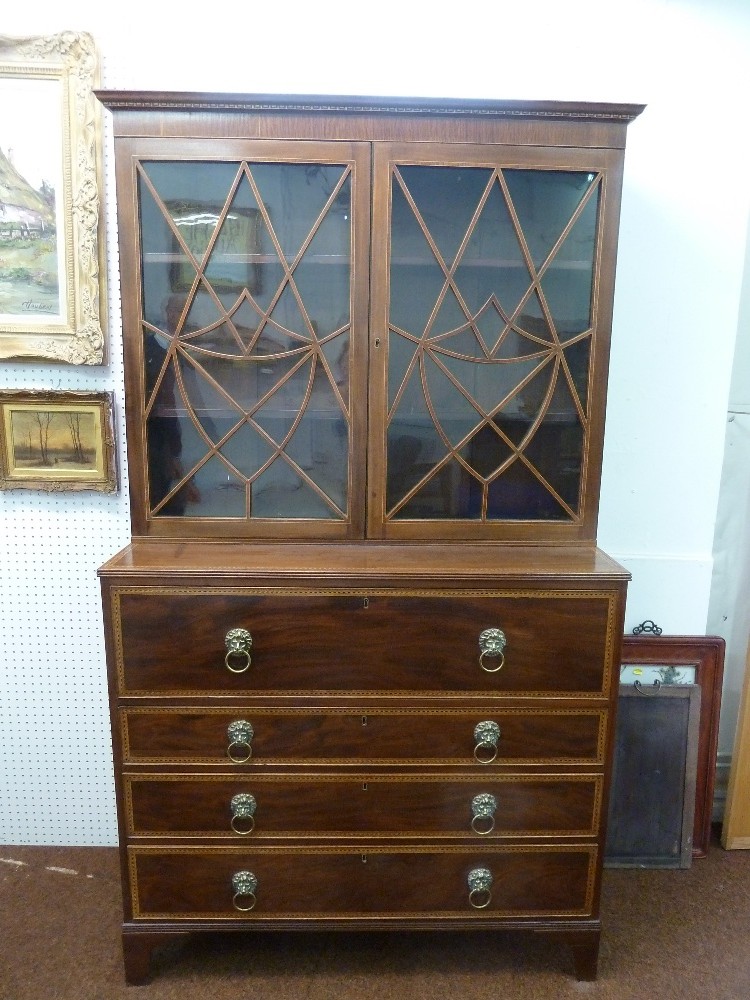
2 0 749 844
707 220 750 754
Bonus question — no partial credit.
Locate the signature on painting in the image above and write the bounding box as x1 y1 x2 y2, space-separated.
0 145 59 317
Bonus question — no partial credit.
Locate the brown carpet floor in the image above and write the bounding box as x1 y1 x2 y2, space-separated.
1 830 748 1000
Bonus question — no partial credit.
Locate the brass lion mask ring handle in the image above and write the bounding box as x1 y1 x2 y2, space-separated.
467 867 493 909
473 721 501 764
225 628 253 674
470 793 498 835
230 793 257 835
231 870 258 912
227 720 254 763
478 628 506 673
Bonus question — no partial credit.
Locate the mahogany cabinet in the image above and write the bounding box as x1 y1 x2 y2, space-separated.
97 92 640 983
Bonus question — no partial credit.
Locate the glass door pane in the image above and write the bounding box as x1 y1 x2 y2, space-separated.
378 152 601 530
136 150 363 530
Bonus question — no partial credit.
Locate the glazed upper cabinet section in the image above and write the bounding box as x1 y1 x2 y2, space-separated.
111 109 630 541
120 139 371 538
368 143 622 542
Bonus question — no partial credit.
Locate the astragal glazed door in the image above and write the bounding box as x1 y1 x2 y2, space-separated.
368 142 623 542
122 139 370 538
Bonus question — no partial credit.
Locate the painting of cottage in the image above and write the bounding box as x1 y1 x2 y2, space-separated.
0 142 60 318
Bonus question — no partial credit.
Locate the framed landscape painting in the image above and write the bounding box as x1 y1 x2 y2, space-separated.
0 32 106 364
0 389 117 491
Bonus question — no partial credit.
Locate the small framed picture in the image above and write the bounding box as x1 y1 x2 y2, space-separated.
166 201 262 295
0 389 117 492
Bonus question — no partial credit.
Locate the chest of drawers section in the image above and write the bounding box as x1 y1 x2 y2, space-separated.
99 543 628 983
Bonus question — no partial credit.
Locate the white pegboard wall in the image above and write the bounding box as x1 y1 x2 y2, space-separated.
0 94 130 846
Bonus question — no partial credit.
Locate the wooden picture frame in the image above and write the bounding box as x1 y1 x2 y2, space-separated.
620 634 725 858
722 637 750 849
721 645 750 851
166 201 262 294
0 389 117 492
0 32 106 364
606 683 701 868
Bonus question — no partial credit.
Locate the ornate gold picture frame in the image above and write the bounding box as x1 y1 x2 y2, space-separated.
0 32 106 364
0 389 117 491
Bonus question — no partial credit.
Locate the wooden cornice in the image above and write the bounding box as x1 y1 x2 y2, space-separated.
95 91 645 124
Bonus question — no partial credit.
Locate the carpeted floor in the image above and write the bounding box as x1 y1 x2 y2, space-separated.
1 831 748 1000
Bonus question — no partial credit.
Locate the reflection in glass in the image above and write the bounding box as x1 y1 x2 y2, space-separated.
144 332 209 516
387 163 600 523
183 455 247 518
138 158 353 521
503 169 596 270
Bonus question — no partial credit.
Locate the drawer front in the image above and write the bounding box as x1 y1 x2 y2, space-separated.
125 774 603 839
121 707 607 765
128 845 597 920
111 588 616 696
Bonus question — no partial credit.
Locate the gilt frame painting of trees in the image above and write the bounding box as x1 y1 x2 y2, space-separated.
0 32 106 364
0 390 117 491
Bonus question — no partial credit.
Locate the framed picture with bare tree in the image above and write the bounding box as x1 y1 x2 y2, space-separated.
0 32 106 364
0 389 117 491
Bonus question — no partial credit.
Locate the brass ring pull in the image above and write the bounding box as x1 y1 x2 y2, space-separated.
478 628 506 673
470 793 498 835
225 628 253 674
467 867 493 909
473 721 500 764
227 720 254 763
230 793 257 835
231 870 258 912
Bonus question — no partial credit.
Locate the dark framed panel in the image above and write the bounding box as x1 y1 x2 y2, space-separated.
619 635 725 858
606 684 701 868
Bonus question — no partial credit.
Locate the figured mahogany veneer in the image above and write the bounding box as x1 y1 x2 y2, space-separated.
121 707 606 765
125 774 602 838
100 542 627 983
97 91 639 984
129 845 597 920
113 590 613 696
